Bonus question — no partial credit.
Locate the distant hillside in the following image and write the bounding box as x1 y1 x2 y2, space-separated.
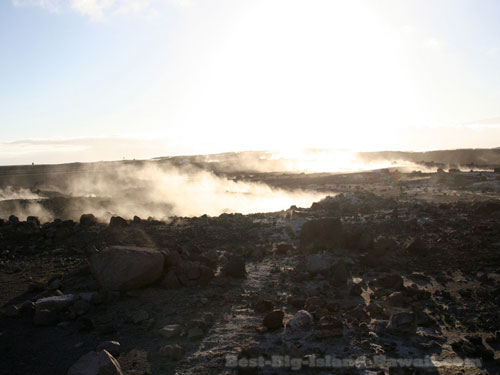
358 148 500 168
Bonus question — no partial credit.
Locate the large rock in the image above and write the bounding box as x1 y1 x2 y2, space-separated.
299 218 344 251
90 246 164 291
67 350 122 375
80 214 98 227
108 216 128 228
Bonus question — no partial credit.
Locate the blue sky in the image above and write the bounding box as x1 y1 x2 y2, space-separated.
1 0 500 165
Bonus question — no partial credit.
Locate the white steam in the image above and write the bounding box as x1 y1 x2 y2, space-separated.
39 162 331 221
0 187 45 201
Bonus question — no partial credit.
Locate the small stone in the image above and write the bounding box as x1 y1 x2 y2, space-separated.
305 296 323 312
287 296 305 309
35 294 75 311
263 310 284 330
287 310 313 331
159 324 182 339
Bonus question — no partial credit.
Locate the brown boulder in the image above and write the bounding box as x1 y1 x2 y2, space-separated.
263 310 284 330
80 214 98 227
90 246 164 291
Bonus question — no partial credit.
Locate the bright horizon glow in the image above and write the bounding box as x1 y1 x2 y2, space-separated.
1 0 500 165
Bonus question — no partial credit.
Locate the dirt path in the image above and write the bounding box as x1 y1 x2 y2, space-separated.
175 259 277 374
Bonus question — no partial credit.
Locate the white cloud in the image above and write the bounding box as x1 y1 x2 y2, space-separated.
11 0 190 20
70 0 114 20
12 0 63 12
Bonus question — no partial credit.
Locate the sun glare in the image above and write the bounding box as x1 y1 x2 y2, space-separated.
159 0 425 153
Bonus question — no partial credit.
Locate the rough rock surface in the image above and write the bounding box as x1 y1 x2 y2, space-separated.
89 246 164 291
67 350 122 375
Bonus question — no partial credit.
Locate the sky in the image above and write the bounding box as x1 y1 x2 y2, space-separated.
1 0 500 165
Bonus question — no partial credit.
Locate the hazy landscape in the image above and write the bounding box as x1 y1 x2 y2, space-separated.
1 148 500 374
2 0 500 374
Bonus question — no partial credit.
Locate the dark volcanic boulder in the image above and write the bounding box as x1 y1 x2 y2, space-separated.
26 216 40 227
90 246 164 291
80 213 98 226
8 215 19 224
299 218 344 251
108 216 128 228
263 310 284 330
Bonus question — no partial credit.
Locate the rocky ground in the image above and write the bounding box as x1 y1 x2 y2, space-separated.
1 169 500 374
